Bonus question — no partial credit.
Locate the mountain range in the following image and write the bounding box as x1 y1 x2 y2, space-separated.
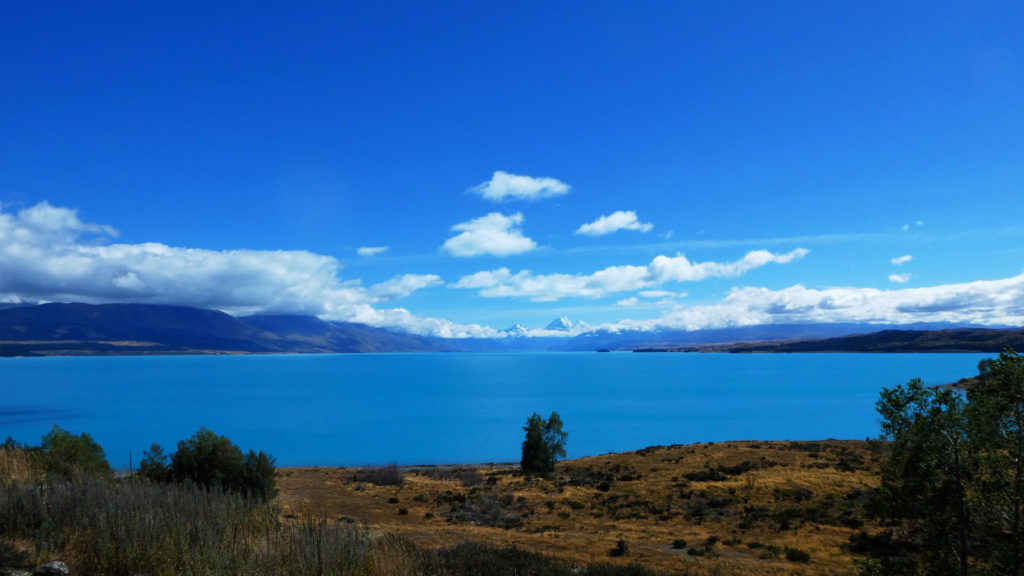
0 302 1020 356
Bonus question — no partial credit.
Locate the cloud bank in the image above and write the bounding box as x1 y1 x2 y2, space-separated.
599 273 1024 333
0 202 497 338
575 210 653 236
469 171 570 202
442 212 537 257
452 248 808 301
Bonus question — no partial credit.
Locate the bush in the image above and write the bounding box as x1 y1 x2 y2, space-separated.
353 464 404 486
39 424 110 478
608 539 628 557
170 427 277 499
785 547 811 562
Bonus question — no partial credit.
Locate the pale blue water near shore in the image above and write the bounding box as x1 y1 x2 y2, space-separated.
0 352 990 469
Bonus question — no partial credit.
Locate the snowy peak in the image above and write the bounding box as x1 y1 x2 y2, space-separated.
503 324 530 337
545 316 575 332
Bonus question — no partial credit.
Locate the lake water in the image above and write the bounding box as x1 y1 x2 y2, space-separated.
0 352 989 469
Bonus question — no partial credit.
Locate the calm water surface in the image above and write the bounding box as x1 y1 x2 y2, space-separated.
0 352 988 468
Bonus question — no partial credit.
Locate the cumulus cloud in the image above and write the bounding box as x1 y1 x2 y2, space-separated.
442 212 537 257
469 171 570 202
617 297 640 307
0 202 497 337
357 246 389 257
649 249 808 283
451 248 808 301
595 274 1024 333
891 254 912 266
575 211 653 236
889 273 912 283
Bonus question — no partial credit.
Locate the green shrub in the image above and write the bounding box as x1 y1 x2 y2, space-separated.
39 425 110 478
785 547 811 562
170 427 277 499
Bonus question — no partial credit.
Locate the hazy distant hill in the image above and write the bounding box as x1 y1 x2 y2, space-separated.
0 303 449 356
1 302 1017 356
554 323 950 351
240 314 448 353
698 327 1024 354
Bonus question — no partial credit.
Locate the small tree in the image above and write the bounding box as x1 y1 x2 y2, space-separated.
170 427 277 499
39 424 110 478
138 442 170 482
520 412 568 474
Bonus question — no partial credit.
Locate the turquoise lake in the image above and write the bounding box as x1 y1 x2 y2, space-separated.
0 352 990 469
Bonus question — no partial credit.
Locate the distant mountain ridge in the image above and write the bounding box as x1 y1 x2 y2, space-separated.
0 303 450 356
0 302 1018 356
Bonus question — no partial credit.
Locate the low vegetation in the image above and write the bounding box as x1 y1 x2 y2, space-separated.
277 439 883 575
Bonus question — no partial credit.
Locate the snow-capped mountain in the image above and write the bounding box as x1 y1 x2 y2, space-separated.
544 316 575 332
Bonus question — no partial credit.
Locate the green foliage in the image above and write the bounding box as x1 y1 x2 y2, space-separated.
521 412 568 474
138 442 169 482
39 424 111 478
866 347 1024 575
170 427 277 500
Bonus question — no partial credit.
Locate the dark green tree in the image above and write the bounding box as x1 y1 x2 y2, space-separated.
520 412 568 474
170 427 277 499
138 442 170 482
38 424 111 478
872 379 972 576
967 348 1024 574
866 348 1024 576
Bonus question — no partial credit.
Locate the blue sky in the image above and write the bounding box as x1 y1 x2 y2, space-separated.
2 1 1023 337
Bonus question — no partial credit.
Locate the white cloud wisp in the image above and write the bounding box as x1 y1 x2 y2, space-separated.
575 210 653 236
357 246 389 257
469 171 570 202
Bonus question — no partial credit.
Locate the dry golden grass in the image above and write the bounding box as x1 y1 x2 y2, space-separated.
0 445 42 486
277 440 883 575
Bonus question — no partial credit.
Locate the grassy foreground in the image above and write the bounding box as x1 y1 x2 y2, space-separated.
278 440 883 575
2 440 882 575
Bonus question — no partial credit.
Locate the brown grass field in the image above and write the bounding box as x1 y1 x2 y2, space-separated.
277 440 883 575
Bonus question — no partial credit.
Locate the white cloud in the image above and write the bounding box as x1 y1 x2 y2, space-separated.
575 211 653 236
470 170 570 202
639 290 674 299
595 273 1024 333
369 274 443 301
357 246 389 257
0 201 491 337
889 273 912 283
617 297 640 307
442 212 537 257
452 248 808 301
649 249 809 283
891 254 912 266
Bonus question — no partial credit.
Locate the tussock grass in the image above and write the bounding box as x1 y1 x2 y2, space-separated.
0 445 43 486
278 440 883 575
0 453 660 575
